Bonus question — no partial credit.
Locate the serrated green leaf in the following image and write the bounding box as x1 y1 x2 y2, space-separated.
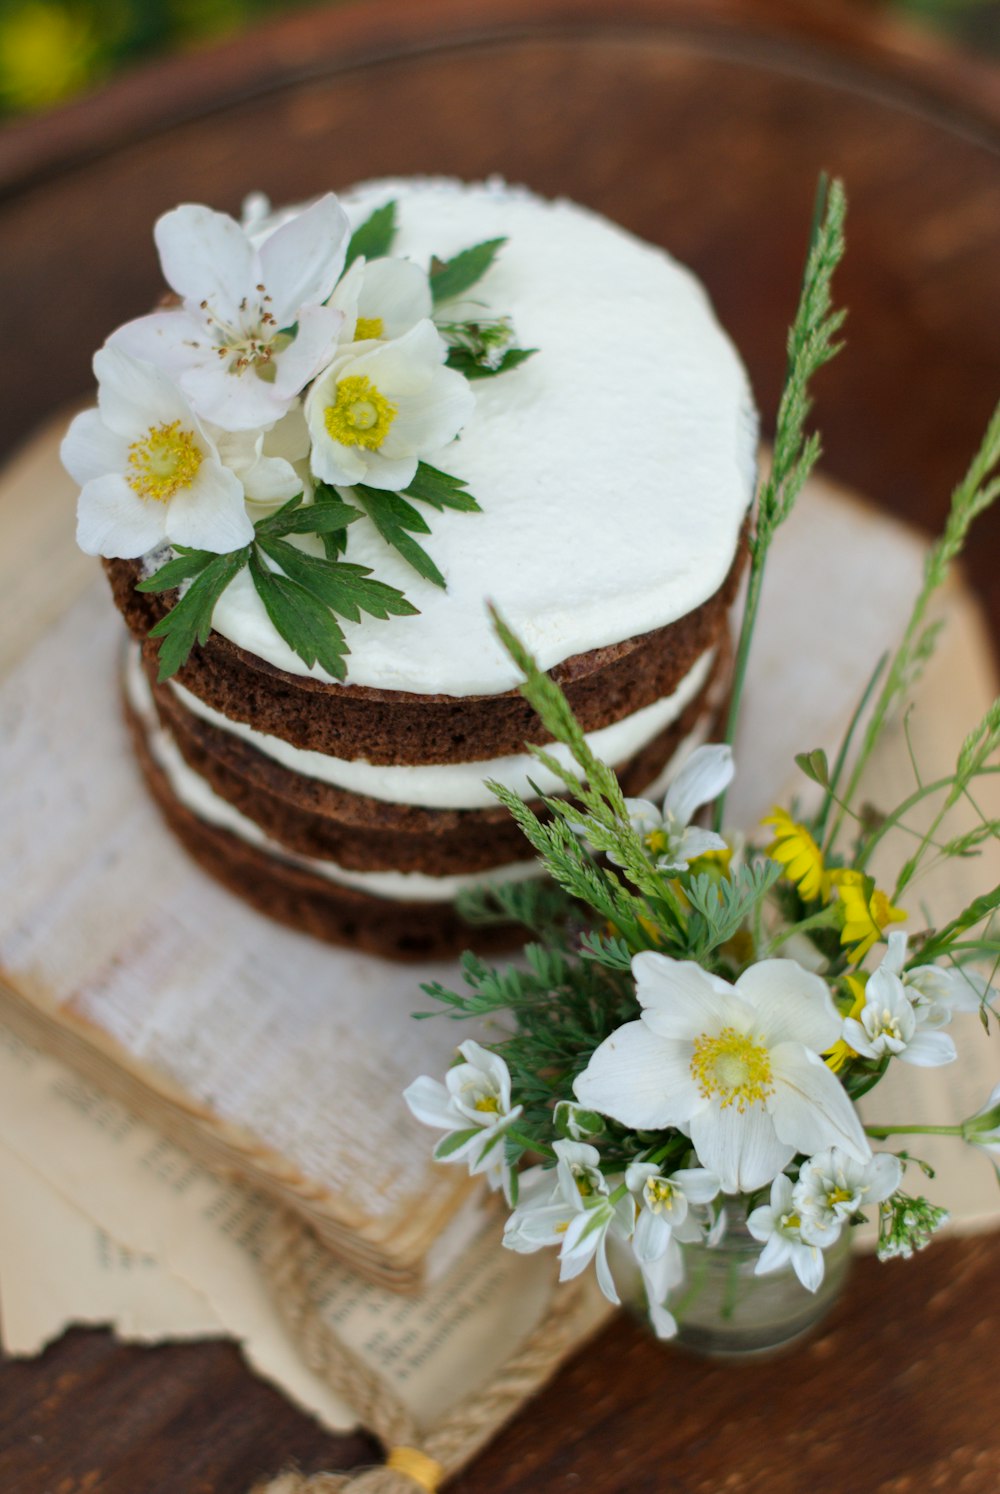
256 536 418 622
254 489 361 540
403 462 481 513
446 346 537 381
136 548 216 594
248 550 348 679
354 485 446 588
345 199 397 269
430 237 506 305
147 547 250 681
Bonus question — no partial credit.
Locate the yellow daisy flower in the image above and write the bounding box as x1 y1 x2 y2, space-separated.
763 806 829 902
830 869 906 960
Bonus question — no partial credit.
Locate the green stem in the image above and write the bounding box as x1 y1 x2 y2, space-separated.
854 767 1000 874
864 1122 962 1140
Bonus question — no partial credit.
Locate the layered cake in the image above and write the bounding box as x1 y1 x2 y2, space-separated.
64 177 757 959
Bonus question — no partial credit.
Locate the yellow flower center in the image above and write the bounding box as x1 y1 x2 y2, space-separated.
690 1027 774 1111
473 1094 499 1114
354 316 385 341
645 1178 676 1214
827 1186 853 1207
127 421 203 503
324 375 397 451
780 1210 802 1232
645 829 669 856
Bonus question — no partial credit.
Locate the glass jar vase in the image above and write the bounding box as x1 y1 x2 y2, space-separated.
661 1212 852 1358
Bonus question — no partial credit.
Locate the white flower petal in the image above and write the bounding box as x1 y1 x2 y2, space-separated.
593 1239 621 1305
457 1040 514 1111
379 362 474 457
166 461 253 551
792 1242 826 1293
155 203 258 318
662 744 734 827
403 1075 460 1130
898 1029 957 1067
76 473 167 558
754 1233 792 1275
93 345 193 436
358 256 433 336
257 192 350 323
270 304 346 398
736 959 841 1053
60 409 129 485
673 1168 721 1205
353 447 422 492
178 361 288 431
769 1045 871 1163
690 1099 793 1194
634 1208 672 1264
632 953 738 1037
109 308 215 378
666 827 728 866
573 1022 700 1129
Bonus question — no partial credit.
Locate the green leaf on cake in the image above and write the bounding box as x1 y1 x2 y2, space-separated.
147 547 251 682
248 549 350 680
353 484 447 589
255 536 418 623
445 345 537 381
136 547 217 594
402 462 481 513
253 489 361 542
344 199 398 270
429 237 506 305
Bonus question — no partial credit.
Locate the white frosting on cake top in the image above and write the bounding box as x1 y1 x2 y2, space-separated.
210 177 757 698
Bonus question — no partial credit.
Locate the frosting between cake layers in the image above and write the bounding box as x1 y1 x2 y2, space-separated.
209 177 757 698
167 646 715 810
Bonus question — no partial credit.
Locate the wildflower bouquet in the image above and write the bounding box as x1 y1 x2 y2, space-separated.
404 179 1000 1341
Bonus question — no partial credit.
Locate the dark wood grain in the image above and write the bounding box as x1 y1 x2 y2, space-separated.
1 1 998 1490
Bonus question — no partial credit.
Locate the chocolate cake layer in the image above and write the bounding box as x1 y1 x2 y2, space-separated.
104 522 746 765
146 648 725 875
126 695 538 961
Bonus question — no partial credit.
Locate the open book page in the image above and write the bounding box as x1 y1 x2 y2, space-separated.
0 1139 223 1353
0 1017 609 1435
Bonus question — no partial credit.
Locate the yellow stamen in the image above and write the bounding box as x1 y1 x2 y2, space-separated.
354 316 384 341
827 1187 853 1207
324 375 397 451
690 1026 774 1111
473 1095 499 1114
645 829 669 856
127 420 202 503
645 1178 676 1214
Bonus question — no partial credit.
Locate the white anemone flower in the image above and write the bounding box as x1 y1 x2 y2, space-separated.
403 1040 522 1202
746 1173 826 1292
574 954 870 1194
624 1161 721 1263
613 745 734 873
793 1148 902 1247
61 347 252 558
502 1142 632 1305
305 320 474 492
329 255 433 346
110 195 350 430
212 406 311 508
881 932 995 1029
842 965 956 1068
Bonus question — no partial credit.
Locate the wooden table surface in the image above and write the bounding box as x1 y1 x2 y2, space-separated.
1 2 998 1490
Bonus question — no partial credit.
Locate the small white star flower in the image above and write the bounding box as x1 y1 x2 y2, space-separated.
843 964 956 1068
61 347 252 558
305 319 474 492
613 744 734 873
404 1040 522 1202
881 932 996 1030
961 1083 1000 1159
574 953 870 1194
624 1161 721 1263
502 1142 632 1305
746 1173 826 1293
793 1148 902 1247
110 195 350 430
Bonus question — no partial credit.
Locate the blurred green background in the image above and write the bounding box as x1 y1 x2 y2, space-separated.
0 0 996 117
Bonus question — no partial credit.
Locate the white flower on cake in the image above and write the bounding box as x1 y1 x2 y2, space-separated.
574 953 870 1194
110 195 350 431
624 1161 721 1264
614 745 734 874
502 1141 632 1304
793 1147 902 1247
330 255 433 346
305 320 474 491
211 408 311 508
403 1040 521 1200
746 1173 827 1292
61 347 253 558
842 960 957 1069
